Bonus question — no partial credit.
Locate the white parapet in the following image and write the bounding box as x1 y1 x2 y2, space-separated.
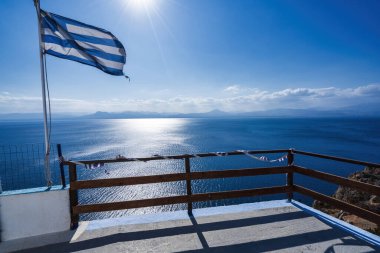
0 186 70 241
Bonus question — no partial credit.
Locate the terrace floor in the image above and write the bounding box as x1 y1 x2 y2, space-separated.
4 200 380 253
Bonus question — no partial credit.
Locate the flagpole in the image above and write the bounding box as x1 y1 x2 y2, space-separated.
34 0 52 187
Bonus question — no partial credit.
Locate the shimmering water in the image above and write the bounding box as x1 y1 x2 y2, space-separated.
1 117 379 220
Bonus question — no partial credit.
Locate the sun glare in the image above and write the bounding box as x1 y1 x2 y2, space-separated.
128 0 156 11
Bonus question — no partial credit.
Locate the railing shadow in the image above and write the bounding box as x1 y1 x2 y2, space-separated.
13 210 377 253
176 232 375 253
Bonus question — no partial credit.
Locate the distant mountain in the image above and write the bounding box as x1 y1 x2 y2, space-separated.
80 111 174 119
173 109 232 118
81 110 234 119
244 106 379 117
81 106 380 119
239 108 349 117
336 103 380 117
1 104 379 120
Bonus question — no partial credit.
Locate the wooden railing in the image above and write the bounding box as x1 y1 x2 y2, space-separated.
61 149 380 229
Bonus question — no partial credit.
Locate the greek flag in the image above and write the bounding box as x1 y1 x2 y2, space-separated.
40 9 126 76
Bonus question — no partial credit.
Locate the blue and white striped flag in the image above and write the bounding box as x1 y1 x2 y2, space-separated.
40 9 126 76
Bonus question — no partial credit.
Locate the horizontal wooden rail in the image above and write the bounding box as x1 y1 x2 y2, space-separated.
191 166 291 180
71 166 291 190
190 185 290 202
74 195 188 214
73 186 290 214
63 149 289 165
294 185 380 225
293 150 380 168
294 166 380 196
71 173 187 190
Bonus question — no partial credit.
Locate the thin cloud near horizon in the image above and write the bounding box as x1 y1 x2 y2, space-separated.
1 83 379 114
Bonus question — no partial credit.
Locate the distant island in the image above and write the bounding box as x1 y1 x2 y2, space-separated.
0 105 379 120
81 107 379 119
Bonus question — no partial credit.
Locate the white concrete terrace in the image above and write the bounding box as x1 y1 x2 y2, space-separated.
1 200 379 253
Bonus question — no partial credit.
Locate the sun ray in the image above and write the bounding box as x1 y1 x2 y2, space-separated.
145 4 170 78
116 0 181 80
127 0 156 12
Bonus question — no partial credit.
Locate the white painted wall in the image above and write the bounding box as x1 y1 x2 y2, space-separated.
0 188 70 241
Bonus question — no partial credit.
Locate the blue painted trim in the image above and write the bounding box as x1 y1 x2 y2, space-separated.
0 185 67 196
291 200 380 248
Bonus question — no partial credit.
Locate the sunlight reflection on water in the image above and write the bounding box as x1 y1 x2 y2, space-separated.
78 118 199 220
70 118 191 158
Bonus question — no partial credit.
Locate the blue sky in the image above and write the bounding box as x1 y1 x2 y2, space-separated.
0 0 380 113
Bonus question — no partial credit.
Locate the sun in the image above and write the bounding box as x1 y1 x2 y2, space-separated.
128 0 156 11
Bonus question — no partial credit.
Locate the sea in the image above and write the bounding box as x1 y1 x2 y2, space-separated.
1 117 379 220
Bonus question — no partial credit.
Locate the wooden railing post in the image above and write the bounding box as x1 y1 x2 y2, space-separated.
57 144 66 188
68 163 79 229
185 157 193 215
287 149 294 201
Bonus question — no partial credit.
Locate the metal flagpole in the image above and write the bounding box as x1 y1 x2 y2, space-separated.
34 0 52 187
